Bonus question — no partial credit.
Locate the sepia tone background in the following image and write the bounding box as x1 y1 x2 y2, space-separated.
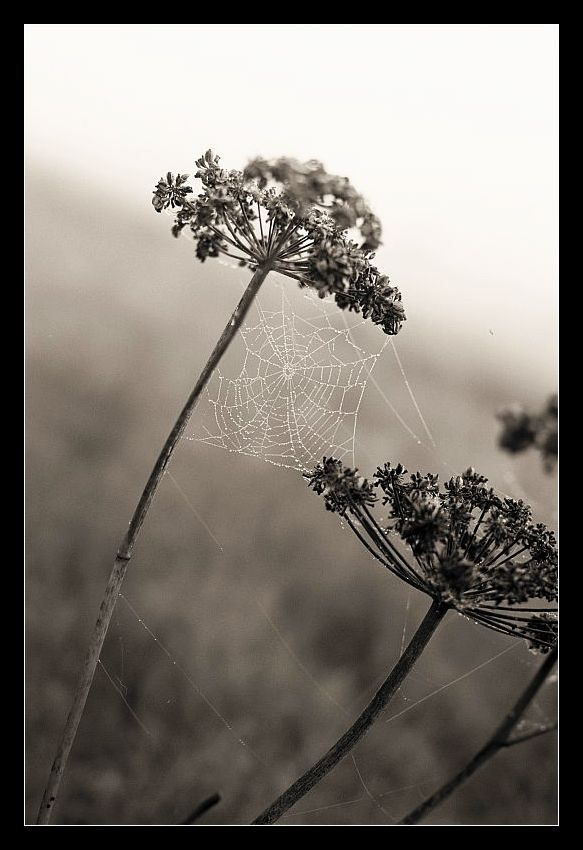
25 24 558 825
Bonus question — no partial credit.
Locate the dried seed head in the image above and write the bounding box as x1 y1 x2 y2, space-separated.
309 458 558 653
305 457 376 515
524 613 558 654
497 394 557 472
153 150 406 336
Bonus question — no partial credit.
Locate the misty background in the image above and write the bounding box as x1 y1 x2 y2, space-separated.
26 24 558 825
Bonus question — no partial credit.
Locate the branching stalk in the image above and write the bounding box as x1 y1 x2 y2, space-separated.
399 646 557 825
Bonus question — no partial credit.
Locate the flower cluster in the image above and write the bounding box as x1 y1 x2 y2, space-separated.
152 172 193 212
522 613 558 654
497 394 557 472
153 150 405 336
242 157 383 250
307 458 557 653
306 457 376 515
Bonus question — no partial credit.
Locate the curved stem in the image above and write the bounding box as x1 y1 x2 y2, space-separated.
252 599 448 825
399 645 557 825
36 264 271 825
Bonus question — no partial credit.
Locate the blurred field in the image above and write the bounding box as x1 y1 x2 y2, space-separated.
26 169 557 825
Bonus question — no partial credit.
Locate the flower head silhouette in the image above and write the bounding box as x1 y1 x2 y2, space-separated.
497 394 558 472
307 458 557 653
153 150 405 336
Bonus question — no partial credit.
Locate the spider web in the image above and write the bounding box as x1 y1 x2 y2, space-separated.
190 284 387 472
91 262 555 825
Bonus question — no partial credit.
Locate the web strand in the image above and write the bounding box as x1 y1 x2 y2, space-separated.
256 600 349 719
389 339 437 448
351 755 397 822
97 659 155 740
166 470 224 552
384 642 520 725
117 593 269 770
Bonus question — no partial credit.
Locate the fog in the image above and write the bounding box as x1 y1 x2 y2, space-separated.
25 24 558 380
25 25 558 826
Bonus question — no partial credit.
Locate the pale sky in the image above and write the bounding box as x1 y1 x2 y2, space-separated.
25 24 558 383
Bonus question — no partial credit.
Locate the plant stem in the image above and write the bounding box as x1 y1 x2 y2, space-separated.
399 645 557 825
36 264 271 825
252 599 448 825
180 792 222 824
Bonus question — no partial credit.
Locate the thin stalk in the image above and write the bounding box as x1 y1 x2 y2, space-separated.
256 202 265 246
238 199 264 255
221 210 258 258
279 236 313 258
206 222 246 254
345 515 408 578
463 506 488 559
399 646 557 825
266 217 275 254
180 792 222 825
219 248 252 263
276 260 312 271
36 264 272 825
272 219 301 255
252 599 448 825
484 543 527 569
475 609 548 627
482 605 557 613
272 268 311 287
360 505 427 587
344 515 424 593
354 510 425 590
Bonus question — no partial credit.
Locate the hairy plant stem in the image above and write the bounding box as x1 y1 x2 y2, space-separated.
36 264 272 825
252 599 448 825
399 645 557 825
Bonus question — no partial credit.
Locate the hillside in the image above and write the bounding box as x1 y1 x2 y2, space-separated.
26 170 557 825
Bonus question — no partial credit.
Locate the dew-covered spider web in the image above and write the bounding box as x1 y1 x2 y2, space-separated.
189 283 388 472
88 266 555 825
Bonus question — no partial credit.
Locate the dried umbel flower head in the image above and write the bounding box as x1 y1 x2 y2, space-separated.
497 394 558 472
307 459 557 653
153 150 405 336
